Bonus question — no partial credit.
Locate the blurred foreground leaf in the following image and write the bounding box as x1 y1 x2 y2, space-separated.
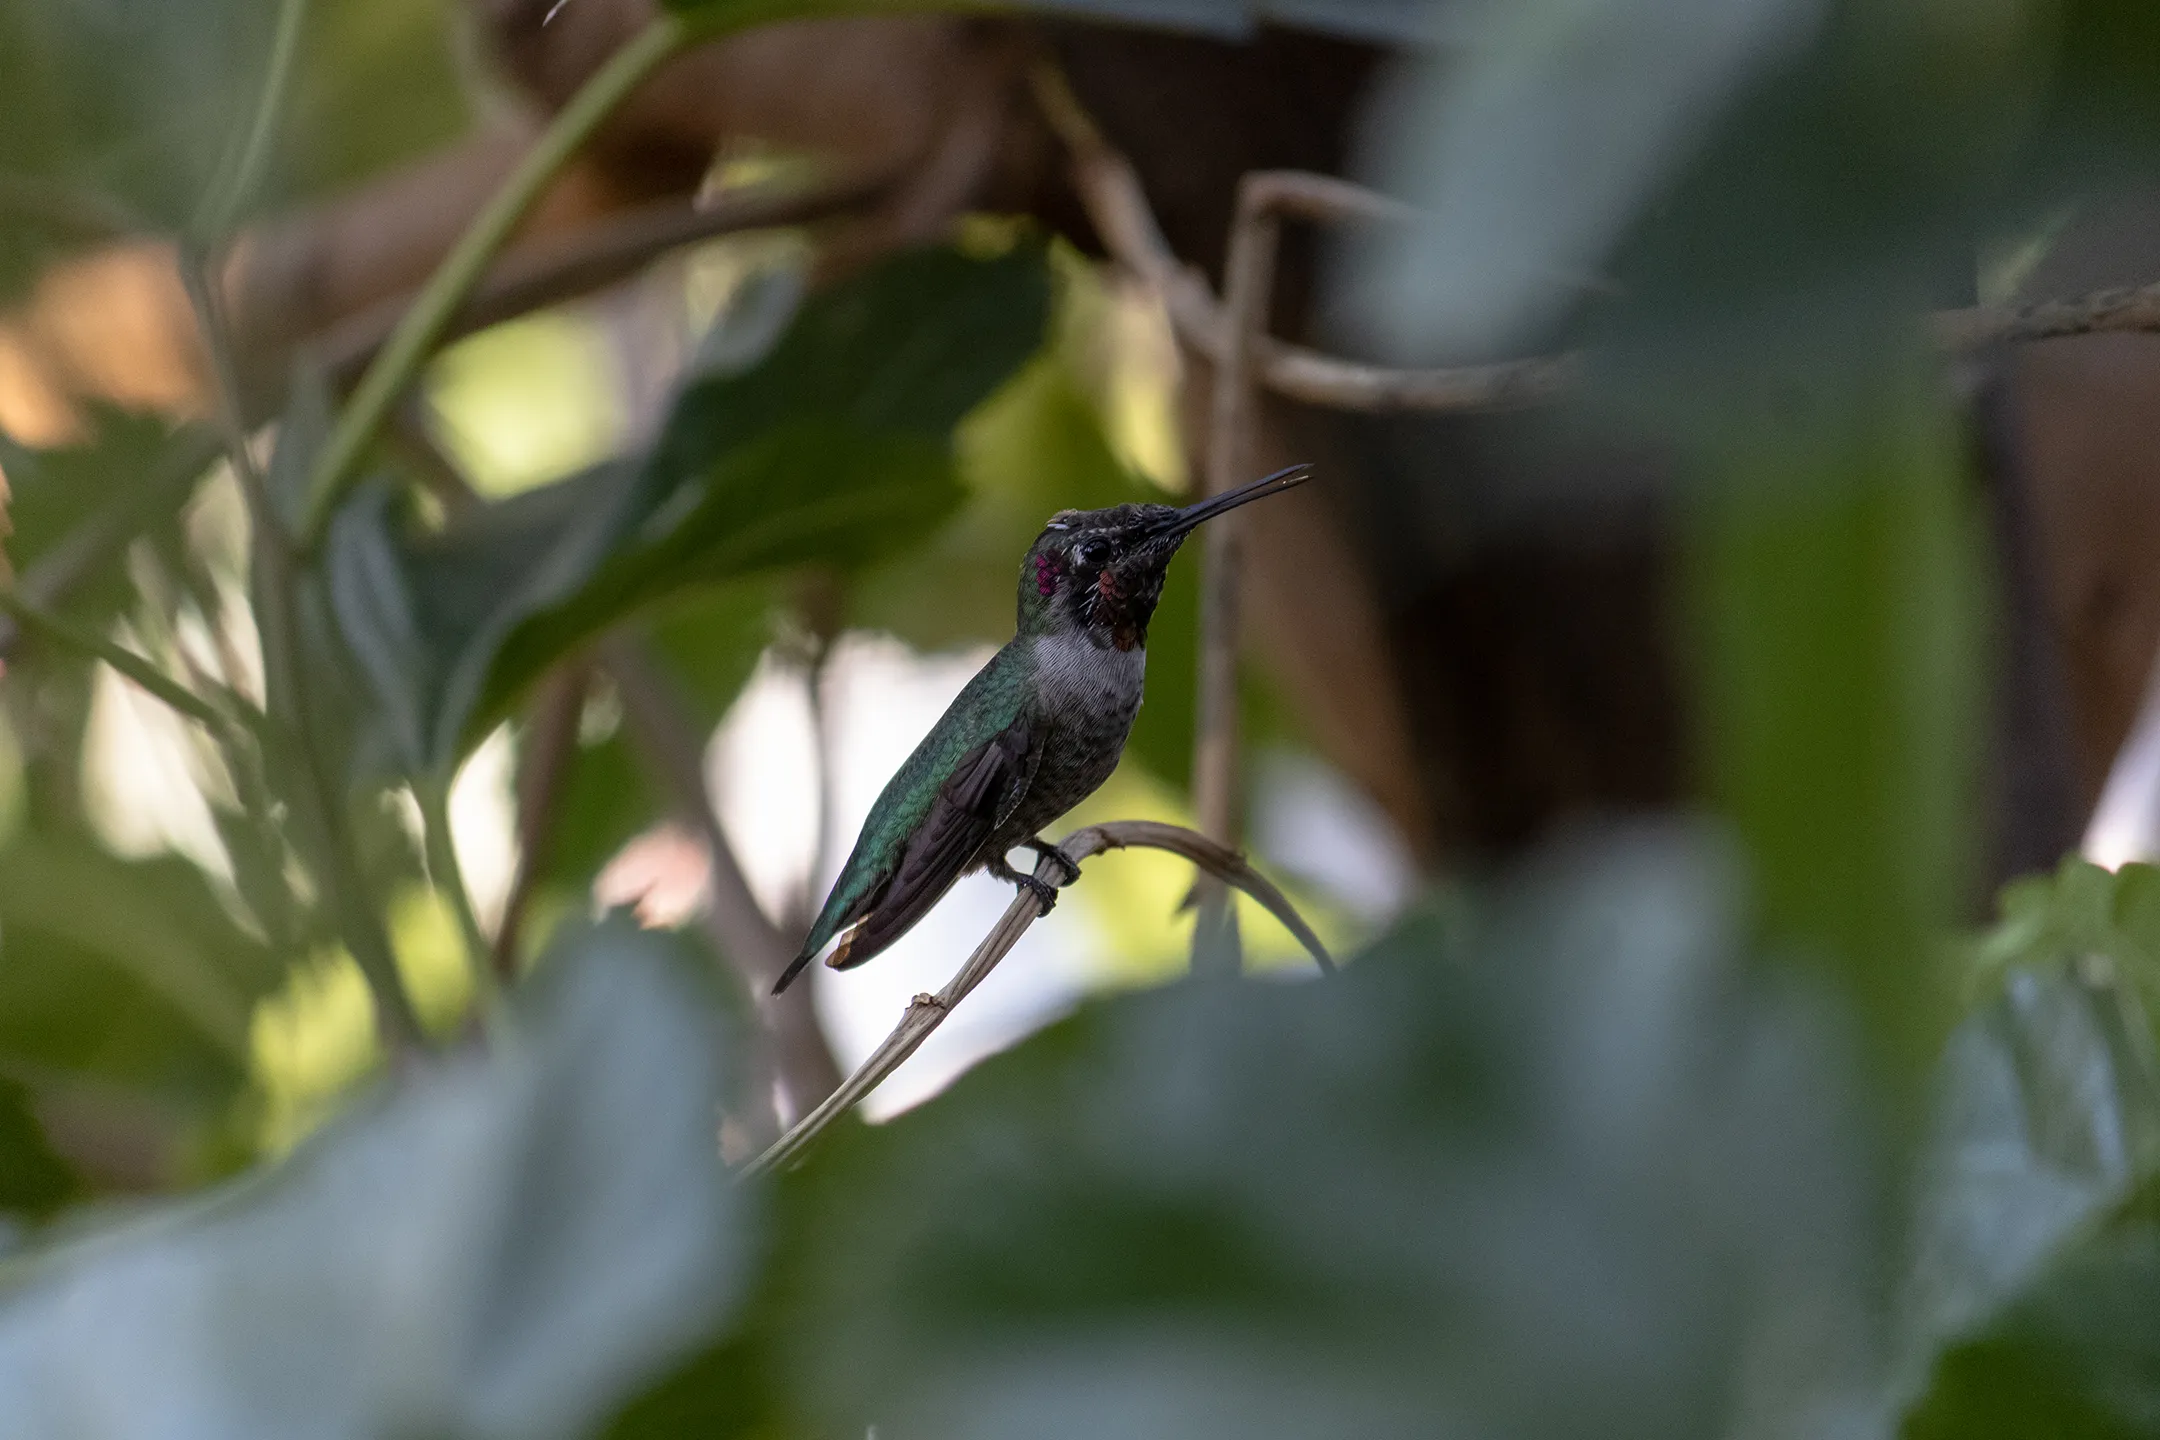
766 824 1881 1440
0 412 210 632
1906 1172 2160 1440
0 835 288 1179
1903 971 2160 1438
326 241 1050 778
1352 0 1827 361
1690 365 1981 1119
1969 857 2160 1011
0 918 747 1439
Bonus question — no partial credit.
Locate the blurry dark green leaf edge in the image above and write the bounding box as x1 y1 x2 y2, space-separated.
667 829 2160 1440
0 917 750 1440
0 824 2154 1437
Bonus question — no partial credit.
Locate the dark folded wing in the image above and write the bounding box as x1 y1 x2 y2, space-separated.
829 715 1037 970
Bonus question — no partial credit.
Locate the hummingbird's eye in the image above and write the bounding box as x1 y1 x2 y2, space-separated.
1073 538 1111 569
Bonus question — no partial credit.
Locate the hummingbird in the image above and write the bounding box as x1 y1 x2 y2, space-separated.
771 463 1312 993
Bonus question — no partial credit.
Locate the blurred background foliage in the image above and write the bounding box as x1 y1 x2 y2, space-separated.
0 0 2157 1435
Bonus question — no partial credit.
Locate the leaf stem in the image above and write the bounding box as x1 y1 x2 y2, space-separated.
297 12 690 546
193 0 311 242
0 589 232 737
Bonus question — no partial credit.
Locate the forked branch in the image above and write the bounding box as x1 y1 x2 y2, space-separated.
739 820 1332 1178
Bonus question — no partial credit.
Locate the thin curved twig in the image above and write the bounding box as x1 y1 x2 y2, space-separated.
299 13 692 546
0 588 233 738
739 819 1332 1178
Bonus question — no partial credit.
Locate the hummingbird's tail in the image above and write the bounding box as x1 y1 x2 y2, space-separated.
771 945 818 995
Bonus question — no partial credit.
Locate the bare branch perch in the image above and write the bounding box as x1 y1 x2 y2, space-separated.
1932 282 2160 350
739 819 1332 1178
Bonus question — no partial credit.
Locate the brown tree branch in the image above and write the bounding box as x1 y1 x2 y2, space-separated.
309 168 895 399
739 819 1333 1178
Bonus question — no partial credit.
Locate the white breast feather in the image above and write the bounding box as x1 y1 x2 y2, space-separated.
1032 633 1145 722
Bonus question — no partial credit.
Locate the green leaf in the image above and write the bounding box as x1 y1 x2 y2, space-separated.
1907 1195 2160 1440
324 483 436 776
1904 971 2160 1369
1968 858 2160 1012
0 1078 82 1220
492 419 962 705
1690 364 1982 1118
0 918 749 1438
322 241 1050 777
0 0 468 298
0 835 289 1188
1909 967 2160 1440
767 825 1879 1439
0 411 210 630
0 1 268 295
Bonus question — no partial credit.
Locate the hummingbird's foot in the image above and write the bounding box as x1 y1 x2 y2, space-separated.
1018 875 1059 916
1022 837 1082 887
988 857 1061 916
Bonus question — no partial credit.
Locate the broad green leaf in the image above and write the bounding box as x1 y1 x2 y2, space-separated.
766 825 1879 1440
325 483 436 776
1892 873 2160 1440
0 836 283 1081
0 0 267 293
1906 1169 2160 1440
492 419 961 701
0 918 748 1439
1902 972 2160 1373
603 1333 778 1440
323 242 1049 778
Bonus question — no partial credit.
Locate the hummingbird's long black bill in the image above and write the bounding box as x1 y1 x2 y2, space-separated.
1160 463 1312 538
